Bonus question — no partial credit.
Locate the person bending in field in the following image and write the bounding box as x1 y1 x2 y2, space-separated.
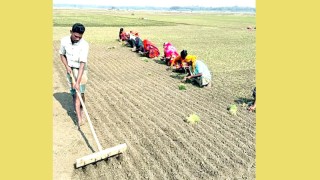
181 54 212 88
161 42 179 66
118 27 128 42
248 87 256 112
168 50 192 73
130 33 144 52
139 39 160 58
127 31 136 48
59 23 89 126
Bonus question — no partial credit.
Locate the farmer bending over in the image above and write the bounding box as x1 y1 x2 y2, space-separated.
59 23 89 126
161 42 179 66
182 54 212 88
139 39 160 58
167 50 191 73
130 33 144 52
118 27 128 42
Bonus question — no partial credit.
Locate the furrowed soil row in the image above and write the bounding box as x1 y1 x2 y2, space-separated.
87 71 176 179
87 50 222 177
87 62 203 179
100 45 255 176
87 76 159 179
87 53 238 177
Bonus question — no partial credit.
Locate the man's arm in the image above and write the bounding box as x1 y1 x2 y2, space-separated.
73 40 89 91
170 56 180 67
60 54 72 74
182 73 202 82
74 62 85 91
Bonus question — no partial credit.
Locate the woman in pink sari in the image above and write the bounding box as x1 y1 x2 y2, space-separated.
162 42 179 66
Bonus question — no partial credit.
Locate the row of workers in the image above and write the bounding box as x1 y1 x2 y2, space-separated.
119 28 212 88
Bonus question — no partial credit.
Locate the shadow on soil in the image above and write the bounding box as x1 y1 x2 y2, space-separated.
153 59 167 65
53 92 95 153
170 74 206 89
234 97 254 105
53 92 77 124
234 97 256 113
170 73 185 80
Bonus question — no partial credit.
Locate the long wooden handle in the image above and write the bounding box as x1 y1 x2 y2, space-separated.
70 72 103 151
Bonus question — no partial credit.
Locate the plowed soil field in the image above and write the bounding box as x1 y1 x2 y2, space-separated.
53 36 255 179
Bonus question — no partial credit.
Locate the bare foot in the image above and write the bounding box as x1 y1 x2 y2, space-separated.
203 82 212 88
248 105 256 112
78 120 85 126
81 109 84 119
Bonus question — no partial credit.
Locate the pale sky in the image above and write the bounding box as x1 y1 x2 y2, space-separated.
53 0 256 8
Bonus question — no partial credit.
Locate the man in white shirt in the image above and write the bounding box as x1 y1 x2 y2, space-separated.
59 23 89 126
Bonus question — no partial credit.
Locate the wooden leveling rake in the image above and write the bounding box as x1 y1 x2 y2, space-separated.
70 72 127 168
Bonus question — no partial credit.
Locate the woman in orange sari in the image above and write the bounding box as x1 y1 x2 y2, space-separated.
169 50 191 73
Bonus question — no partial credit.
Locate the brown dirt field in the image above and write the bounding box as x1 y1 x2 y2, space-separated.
53 40 256 179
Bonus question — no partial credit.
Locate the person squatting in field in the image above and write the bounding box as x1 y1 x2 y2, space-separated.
161 42 179 66
168 50 192 73
118 27 128 42
59 23 89 126
139 39 160 58
181 53 212 88
129 32 144 52
248 87 256 112
126 30 136 48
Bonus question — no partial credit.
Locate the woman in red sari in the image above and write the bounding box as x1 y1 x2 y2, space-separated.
141 39 160 58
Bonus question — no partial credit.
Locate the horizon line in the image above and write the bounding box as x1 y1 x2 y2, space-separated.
53 4 256 9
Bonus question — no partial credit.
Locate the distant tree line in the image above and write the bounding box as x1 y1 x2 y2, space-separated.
54 4 255 13
169 6 255 13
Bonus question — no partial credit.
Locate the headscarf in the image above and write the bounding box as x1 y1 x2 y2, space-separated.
184 55 197 72
143 39 151 50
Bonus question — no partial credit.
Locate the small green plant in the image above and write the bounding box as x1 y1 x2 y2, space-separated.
178 83 186 90
186 113 201 124
228 104 238 115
